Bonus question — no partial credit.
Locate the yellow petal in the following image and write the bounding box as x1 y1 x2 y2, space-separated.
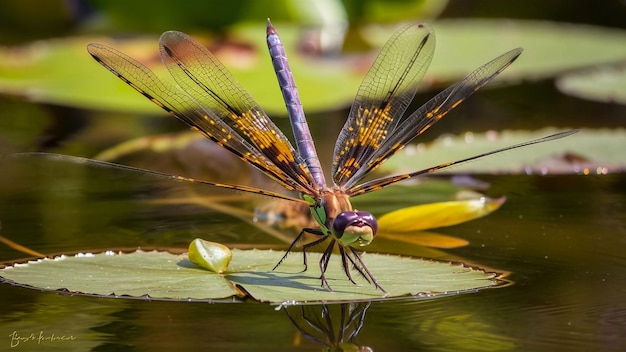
378 196 506 232
379 231 469 249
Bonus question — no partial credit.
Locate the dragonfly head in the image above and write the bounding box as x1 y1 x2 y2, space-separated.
332 211 378 247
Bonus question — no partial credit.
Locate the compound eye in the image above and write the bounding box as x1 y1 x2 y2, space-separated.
332 212 359 238
355 211 378 235
332 211 378 238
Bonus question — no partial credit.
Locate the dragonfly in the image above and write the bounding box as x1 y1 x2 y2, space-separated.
86 20 575 293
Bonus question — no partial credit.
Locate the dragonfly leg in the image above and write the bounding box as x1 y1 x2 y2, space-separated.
344 249 373 284
273 228 326 272
347 247 387 294
301 232 329 271
338 245 358 285
273 229 307 271
318 239 336 291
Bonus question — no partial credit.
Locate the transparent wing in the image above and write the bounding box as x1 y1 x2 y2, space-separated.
159 31 316 193
344 48 524 191
4 153 306 247
16 152 304 202
88 35 314 195
347 130 577 196
331 21 523 190
332 23 435 187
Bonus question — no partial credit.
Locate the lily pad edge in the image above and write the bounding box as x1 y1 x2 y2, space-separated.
0 247 512 305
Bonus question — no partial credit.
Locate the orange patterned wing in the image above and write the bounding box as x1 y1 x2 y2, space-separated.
332 23 435 188
344 47 523 193
87 33 315 196
332 22 523 191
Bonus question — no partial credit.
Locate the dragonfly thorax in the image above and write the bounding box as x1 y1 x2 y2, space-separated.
309 188 378 247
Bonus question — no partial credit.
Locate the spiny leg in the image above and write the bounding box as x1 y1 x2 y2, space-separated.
347 247 387 293
274 231 386 292
273 229 306 270
319 239 337 291
338 246 358 285
301 233 330 271
342 246 375 284
273 228 324 271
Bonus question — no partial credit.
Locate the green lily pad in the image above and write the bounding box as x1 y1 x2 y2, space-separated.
0 249 503 303
556 64 626 105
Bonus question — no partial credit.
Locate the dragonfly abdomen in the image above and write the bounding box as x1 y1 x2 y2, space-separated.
266 20 326 188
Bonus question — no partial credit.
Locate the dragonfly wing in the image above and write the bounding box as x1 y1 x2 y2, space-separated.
332 23 435 188
159 31 316 194
87 41 312 194
348 130 577 196
346 47 524 191
14 152 306 202
5 152 306 246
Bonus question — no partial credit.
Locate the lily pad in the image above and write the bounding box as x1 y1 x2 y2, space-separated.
556 63 626 105
0 249 503 304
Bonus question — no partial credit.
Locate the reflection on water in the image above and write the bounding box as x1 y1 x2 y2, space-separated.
284 303 372 351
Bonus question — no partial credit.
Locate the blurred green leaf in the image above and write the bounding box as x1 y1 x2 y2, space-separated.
87 0 259 32
0 248 502 303
556 63 626 105
85 0 446 32
365 19 626 82
2 20 626 115
0 24 364 115
344 0 448 23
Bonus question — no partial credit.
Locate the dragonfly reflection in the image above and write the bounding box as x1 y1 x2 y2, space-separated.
284 302 371 350
86 20 575 293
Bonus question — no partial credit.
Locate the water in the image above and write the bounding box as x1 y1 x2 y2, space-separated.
1 166 624 350
0 48 625 350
